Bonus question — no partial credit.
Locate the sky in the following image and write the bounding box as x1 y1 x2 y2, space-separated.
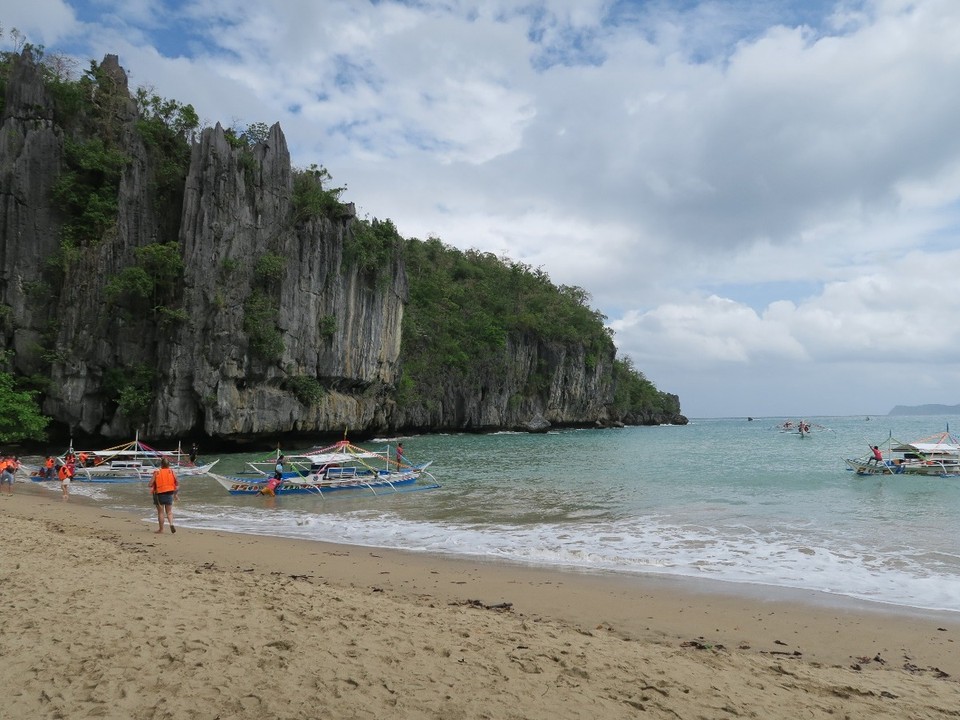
3 0 960 419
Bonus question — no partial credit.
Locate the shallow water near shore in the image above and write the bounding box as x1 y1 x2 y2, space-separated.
27 415 960 613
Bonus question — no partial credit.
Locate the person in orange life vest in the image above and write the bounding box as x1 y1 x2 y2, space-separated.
43 456 55 480
260 475 282 496
149 458 180 534
58 462 73 499
260 455 285 496
0 457 15 494
868 445 883 465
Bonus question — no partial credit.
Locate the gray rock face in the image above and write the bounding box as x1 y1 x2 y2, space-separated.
0 51 681 442
164 120 407 438
389 336 614 432
0 51 64 379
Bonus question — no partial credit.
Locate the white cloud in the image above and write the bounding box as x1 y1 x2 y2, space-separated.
1 0 78 45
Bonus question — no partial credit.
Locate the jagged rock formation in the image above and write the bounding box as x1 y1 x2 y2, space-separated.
0 50 685 444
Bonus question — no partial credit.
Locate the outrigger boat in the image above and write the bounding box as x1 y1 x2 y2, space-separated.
31 435 218 483
845 430 960 477
211 439 439 497
776 420 828 436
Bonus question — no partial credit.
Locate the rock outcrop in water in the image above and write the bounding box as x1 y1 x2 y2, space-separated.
0 50 686 444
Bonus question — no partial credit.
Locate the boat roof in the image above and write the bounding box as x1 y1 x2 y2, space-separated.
303 451 382 463
893 442 960 453
889 431 960 454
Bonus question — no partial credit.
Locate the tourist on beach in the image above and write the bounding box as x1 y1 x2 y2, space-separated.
58 462 72 499
43 456 55 480
149 457 179 534
0 457 15 494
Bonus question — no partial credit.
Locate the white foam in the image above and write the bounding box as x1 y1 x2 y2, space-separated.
169 506 960 613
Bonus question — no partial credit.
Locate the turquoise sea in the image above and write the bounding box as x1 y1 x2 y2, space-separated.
32 415 960 613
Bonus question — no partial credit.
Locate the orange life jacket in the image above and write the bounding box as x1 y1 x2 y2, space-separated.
58 465 70 481
152 467 178 494
45 457 55 469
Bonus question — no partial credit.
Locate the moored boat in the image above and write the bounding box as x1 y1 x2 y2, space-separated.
29 436 218 483
211 439 439 497
845 431 960 477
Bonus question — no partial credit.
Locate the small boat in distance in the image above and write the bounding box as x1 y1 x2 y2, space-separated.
775 420 827 436
845 431 960 477
211 438 439 497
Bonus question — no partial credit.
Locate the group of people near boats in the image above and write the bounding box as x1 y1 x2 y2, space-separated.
37 452 85 498
21 435 421 509
25 450 180 528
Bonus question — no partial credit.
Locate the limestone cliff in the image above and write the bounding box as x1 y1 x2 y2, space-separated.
0 50 685 444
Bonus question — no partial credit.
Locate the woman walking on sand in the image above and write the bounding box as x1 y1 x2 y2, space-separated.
149 458 179 534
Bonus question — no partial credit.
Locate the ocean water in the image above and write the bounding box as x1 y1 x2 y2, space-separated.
34 415 960 613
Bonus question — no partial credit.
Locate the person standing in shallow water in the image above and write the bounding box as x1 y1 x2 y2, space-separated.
149 458 179 533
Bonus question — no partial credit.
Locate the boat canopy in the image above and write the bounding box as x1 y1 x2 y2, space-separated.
893 442 960 454
303 451 381 463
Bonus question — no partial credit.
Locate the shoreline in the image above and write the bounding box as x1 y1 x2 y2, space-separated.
3 487 960 718
8 481 960 664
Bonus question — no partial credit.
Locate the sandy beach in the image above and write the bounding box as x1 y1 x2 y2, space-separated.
2 485 959 719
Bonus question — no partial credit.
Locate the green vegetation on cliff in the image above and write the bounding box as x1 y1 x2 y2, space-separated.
400 235 612 377
0 370 49 444
292 164 346 223
612 357 682 420
396 232 681 421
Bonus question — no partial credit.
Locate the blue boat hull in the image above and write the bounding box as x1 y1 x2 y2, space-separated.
221 473 438 496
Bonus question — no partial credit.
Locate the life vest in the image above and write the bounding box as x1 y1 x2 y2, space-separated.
45 457 54 469
153 467 178 493
261 477 281 495
58 465 70 482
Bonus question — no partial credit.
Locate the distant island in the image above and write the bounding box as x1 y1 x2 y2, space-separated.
888 404 960 416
